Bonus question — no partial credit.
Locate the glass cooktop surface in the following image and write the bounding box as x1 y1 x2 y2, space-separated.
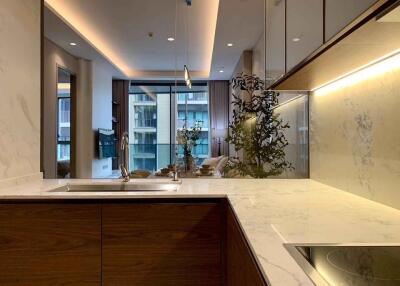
286 245 400 286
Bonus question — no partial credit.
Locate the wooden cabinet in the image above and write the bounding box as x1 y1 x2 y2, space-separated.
325 0 378 41
102 202 223 286
0 199 267 286
226 204 267 286
286 0 324 71
0 203 101 286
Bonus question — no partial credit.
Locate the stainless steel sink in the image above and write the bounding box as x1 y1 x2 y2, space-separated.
52 181 181 192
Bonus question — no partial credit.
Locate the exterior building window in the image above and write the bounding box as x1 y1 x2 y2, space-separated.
128 83 209 172
57 94 71 161
176 91 209 165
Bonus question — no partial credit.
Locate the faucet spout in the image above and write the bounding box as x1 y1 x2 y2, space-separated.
120 132 130 182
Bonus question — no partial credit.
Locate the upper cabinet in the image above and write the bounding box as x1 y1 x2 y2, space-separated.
286 0 324 71
265 0 285 86
265 0 383 89
325 0 378 41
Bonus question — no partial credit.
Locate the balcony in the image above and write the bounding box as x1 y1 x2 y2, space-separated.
128 143 209 172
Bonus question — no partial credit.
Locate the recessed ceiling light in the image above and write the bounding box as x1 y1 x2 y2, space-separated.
167 37 175 42
69 42 77 46
292 38 300 42
227 43 234 47
219 69 224 73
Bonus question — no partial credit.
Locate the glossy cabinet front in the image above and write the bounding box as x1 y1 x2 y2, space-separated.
325 0 378 41
286 0 324 71
265 0 379 87
265 0 286 86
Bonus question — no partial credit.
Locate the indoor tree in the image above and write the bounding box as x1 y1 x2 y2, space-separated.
225 74 293 178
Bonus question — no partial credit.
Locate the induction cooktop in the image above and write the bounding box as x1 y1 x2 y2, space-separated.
285 244 400 286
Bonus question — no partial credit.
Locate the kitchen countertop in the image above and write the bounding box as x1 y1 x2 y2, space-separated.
1 178 400 286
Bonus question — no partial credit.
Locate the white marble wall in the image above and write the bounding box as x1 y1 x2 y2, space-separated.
310 67 400 210
0 0 41 181
275 93 309 179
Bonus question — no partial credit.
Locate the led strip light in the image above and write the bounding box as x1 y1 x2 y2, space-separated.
312 49 400 96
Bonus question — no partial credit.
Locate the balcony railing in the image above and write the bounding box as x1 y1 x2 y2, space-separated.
128 143 209 172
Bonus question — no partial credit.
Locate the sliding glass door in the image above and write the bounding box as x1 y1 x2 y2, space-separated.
128 82 209 172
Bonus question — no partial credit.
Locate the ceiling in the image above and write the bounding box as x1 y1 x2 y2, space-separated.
210 0 264 80
44 7 125 79
44 0 264 80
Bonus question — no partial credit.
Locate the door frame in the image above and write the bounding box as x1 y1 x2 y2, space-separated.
55 65 77 178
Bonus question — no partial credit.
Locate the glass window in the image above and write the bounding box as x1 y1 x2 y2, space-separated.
175 89 209 165
128 83 209 172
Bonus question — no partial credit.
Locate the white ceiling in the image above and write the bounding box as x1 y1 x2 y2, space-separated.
210 0 264 80
44 7 125 79
44 0 264 80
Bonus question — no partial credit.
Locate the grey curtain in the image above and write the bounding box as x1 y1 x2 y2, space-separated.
209 80 230 157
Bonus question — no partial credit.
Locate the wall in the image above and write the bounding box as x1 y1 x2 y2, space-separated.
250 41 309 178
43 38 78 178
230 51 253 157
0 0 41 182
43 39 118 178
75 58 93 178
91 59 114 178
310 66 400 210
275 93 309 178
252 33 265 80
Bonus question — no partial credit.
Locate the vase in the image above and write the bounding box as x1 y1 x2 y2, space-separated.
184 154 196 173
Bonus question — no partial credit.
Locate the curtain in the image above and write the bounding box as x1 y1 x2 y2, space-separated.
112 80 129 169
209 80 230 157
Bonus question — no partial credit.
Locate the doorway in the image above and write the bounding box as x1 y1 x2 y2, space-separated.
56 67 76 178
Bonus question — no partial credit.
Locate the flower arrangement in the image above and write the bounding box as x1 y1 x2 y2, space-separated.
177 120 202 172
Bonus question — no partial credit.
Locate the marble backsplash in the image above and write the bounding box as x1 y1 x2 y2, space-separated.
310 66 400 210
0 0 41 181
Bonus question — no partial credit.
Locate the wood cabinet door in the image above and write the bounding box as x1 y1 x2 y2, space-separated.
0 203 101 286
102 202 223 286
226 205 268 286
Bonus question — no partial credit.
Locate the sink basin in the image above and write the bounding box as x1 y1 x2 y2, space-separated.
52 181 181 192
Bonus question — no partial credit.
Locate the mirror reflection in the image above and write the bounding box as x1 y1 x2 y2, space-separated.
43 0 309 179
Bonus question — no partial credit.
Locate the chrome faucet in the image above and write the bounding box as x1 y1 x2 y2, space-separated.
120 132 130 182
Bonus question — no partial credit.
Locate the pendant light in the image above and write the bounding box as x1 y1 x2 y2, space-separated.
184 0 192 89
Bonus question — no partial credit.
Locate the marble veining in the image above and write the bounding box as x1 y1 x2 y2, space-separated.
1 178 400 286
0 1 41 180
310 67 400 210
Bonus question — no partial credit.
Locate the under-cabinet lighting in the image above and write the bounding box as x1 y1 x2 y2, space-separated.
313 49 400 96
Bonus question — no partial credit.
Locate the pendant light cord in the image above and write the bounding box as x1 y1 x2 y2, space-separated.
186 3 189 68
174 0 178 93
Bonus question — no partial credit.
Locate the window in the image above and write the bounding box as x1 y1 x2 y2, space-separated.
176 91 209 164
128 82 209 172
56 68 74 179
57 81 71 162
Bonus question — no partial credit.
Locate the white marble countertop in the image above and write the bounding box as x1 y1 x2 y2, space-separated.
1 178 400 286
